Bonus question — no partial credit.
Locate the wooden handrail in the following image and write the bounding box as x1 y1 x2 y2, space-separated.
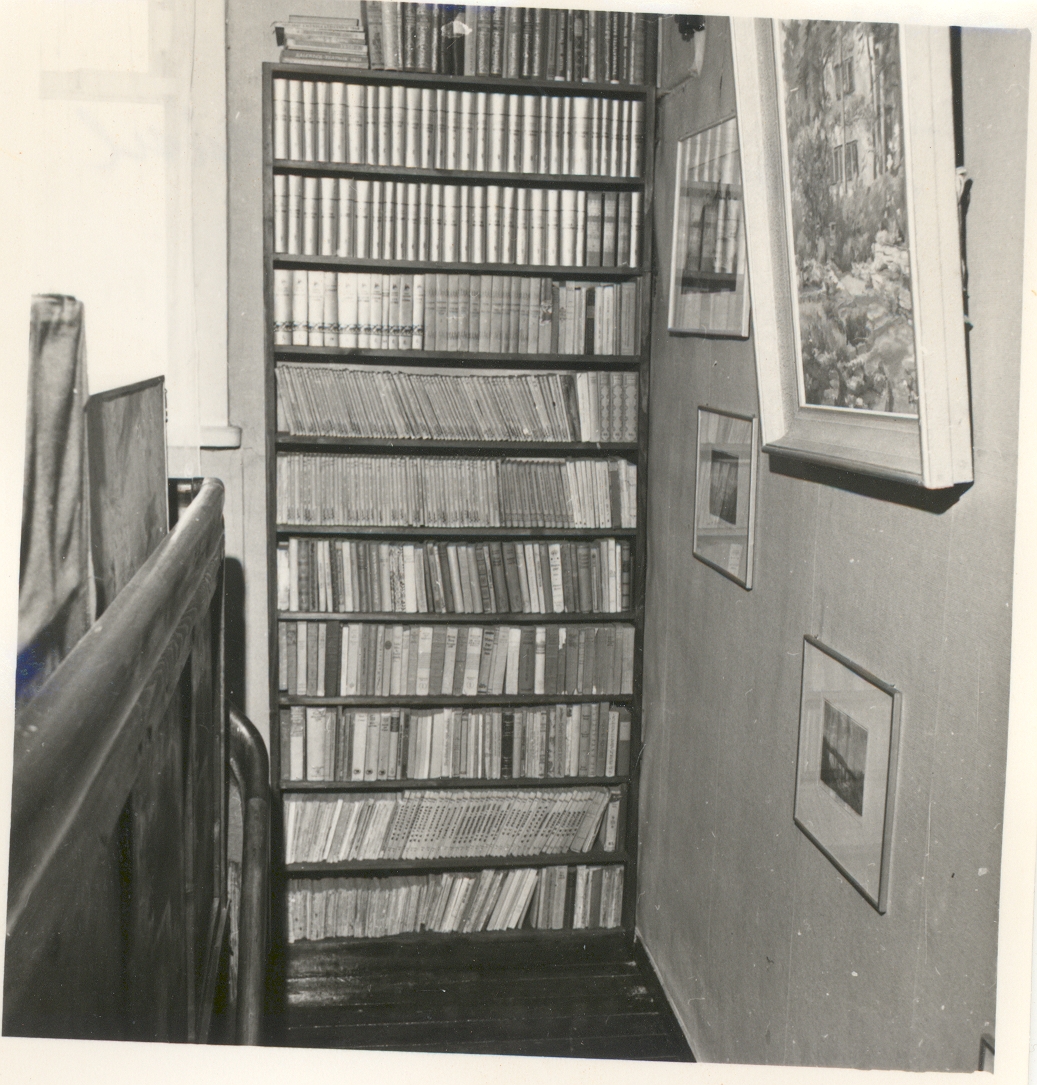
5 478 226 1038
228 704 270 1045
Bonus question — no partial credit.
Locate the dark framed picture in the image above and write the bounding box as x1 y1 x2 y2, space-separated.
794 635 902 913
731 19 972 488
667 116 751 337
692 407 758 588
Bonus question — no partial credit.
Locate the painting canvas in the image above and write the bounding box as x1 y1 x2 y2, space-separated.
776 21 916 416
668 117 751 337
794 636 901 912
692 407 758 588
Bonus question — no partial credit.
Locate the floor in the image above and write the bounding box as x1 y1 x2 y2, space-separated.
274 931 694 1061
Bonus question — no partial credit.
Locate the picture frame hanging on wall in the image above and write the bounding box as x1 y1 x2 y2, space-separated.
730 18 972 489
794 635 902 913
692 406 758 588
667 116 751 337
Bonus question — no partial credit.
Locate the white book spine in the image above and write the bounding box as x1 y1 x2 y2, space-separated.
345 83 365 164
273 173 288 253
322 271 339 347
302 176 319 255
273 78 289 160
338 272 358 348
273 269 292 345
291 270 309 345
329 81 346 163
405 87 422 168
391 84 406 167
319 176 337 257
287 79 303 161
315 80 328 162
302 80 315 162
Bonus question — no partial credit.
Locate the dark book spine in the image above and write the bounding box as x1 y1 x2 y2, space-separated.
545 8 558 79
609 11 621 84
402 2 416 69
501 709 514 778
568 7 577 81
532 7 547 78
620 12 632 85
631 12 645 84
571 8 585 83
415 3 432 70
325 619 342 698
553 9 567 81
431 3 442 73
476 5 493 74
504 5 522 78
521 6 535 78
490 6 506 76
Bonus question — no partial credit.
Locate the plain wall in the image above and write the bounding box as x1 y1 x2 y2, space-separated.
636 18 1027 1071
220 0 362 745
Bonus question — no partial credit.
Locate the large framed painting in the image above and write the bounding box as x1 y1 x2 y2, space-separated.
731 18 971 489
794 636 902 913
668 117 751 337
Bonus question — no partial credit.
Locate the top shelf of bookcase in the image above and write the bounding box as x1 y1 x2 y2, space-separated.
271 160 645 191
268 63 652 100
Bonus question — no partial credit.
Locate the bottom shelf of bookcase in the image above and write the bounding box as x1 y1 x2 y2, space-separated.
286 927 633 953
285 850 628 874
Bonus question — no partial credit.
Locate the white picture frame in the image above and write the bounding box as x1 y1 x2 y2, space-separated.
668 117 751 338
692 406 758 588
730 18 972 489
794 635 902 914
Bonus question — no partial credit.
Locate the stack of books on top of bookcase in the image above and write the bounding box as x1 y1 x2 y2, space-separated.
265 7 653 947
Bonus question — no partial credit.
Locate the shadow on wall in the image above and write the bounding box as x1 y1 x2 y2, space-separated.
766 453 969 514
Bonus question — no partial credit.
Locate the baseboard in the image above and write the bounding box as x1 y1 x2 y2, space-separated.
635 925 713 1063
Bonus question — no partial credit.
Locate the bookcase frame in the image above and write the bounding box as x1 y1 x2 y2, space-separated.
263 32 657 950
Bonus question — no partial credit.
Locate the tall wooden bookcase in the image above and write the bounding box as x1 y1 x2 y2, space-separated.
263 16 656 957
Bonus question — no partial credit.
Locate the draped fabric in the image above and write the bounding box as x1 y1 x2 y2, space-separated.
17 296 91 682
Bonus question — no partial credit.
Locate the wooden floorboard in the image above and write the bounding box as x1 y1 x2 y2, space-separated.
273 935 694 1062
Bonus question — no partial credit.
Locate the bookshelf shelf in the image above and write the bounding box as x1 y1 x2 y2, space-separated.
279 694 635 708
286 849 629 876
278 611 635 623
275 436 638 456
273 160 644 191
271 61 651 98
289 927 630 950
274 346 643 369
273 253 641 280
276 524 637 539
265 11 656 950
282 775 630 792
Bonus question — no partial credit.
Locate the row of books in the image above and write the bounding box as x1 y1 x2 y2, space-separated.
349 5 646 83
285 862 624 941
277 365 637 443
283 785 621 863
274 81 644 178
280 702 632 782
277 537 632 616
274 176 642 268
278 621 636 698
275 14 370 67
273 272 639 356
276 454 638 529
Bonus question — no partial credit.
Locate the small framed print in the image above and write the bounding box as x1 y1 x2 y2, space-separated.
692 407 758 589
668 116 751 337
794 636 902 913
